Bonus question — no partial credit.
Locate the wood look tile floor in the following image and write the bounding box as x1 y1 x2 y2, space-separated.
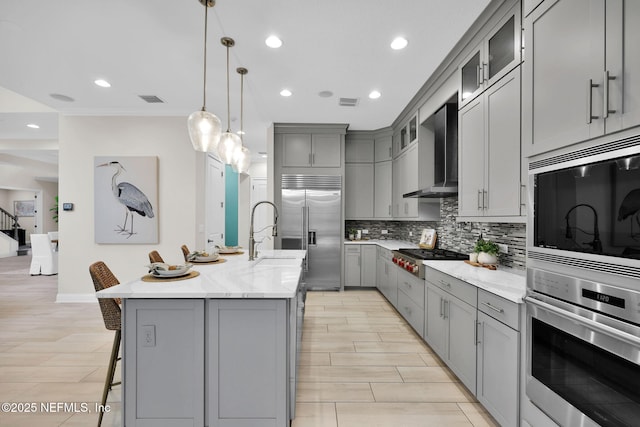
0 255 498 426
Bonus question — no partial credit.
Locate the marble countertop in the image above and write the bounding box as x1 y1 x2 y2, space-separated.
344 239 418 251
96 250 306 299
423 260 526 303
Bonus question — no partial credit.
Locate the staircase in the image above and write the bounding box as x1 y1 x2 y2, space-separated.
0 207 27 256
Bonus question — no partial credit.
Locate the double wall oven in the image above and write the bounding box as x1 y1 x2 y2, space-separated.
527 135 640 427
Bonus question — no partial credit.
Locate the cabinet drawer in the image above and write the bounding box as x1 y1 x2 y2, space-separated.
397 269 424 308
397 289 424 336
425 267 477 307
344 245 361 254
478 289 520 331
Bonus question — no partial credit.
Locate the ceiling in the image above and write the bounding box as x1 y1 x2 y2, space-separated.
0 0 490 165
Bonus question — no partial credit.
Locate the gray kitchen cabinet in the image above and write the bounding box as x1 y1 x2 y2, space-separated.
346 135 375 163
393 144 419 218
459 2 521 108
477 310 519 427
523 0 640 156
374 135 393 162
396 269 425 336
124 299 205 427
207 299 287 427
376 247 398 307
459 67 522 218
374 160 392 218
345 163 374 219
281 133 341 167
424 268 478 394
360 245 377 287
344 245 361 287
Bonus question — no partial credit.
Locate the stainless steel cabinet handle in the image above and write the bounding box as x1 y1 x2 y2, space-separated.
312 152 315 165
443 300 449 319
483 189 488 210
439 279 451 288
388 147 392 158
440 297 444 318
587 79 600 124
476 65 481 88
476 321 483 344
308 153 312 165
482 62 488 82
604 70 617 119
388 205 391 216
520 184 526 207
477 190 482 210
481 301 505 314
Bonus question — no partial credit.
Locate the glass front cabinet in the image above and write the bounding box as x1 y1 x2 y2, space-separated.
459 3 521 108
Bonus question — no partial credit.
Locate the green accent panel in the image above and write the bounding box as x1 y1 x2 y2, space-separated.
225 164 238 246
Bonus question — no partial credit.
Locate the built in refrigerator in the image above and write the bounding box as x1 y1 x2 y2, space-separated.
280 174 341 291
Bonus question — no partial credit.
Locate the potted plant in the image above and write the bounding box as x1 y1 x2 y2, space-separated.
348 228 356 240
50 196 59 223
474 238 499 265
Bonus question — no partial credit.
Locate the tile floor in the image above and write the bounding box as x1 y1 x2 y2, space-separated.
0 255 497 426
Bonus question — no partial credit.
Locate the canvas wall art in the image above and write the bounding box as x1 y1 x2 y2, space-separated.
14 200 35 217
94 156 158 244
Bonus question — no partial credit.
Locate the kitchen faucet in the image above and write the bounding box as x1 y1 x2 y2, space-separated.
249 201 279 261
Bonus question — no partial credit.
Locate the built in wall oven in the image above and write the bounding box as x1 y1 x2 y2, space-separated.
527 135 640 426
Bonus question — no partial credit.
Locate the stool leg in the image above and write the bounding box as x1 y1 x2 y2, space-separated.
98 330 121 427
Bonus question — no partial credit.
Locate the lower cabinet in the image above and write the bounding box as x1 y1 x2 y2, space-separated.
344 244 377 287
376 247 398 306
397 269 425 336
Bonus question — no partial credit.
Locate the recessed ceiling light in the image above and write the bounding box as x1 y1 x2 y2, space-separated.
390 37 408 50
94 79 111 88
318 90 333 98
26 123 40 129
280 89 292 97
49 93 75 102
265 35 283 48
369 90 381 99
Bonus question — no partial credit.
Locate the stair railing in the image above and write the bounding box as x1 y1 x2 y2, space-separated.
0 206 21 241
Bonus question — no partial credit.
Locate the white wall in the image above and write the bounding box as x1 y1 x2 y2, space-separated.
58 116 206 301
237 161 268 250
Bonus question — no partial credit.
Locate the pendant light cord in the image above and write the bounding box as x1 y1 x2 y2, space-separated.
201 3 208 111
226 44 231 131
240 72 244 142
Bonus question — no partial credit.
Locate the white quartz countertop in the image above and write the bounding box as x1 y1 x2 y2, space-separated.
344 239 418 250
96 250 306 299
423 260 526 303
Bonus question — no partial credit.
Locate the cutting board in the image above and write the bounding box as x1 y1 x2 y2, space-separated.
419 228 437 249
464 260 497 270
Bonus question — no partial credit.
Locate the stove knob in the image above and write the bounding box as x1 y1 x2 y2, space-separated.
399 260 405 267
412 265 419 273
405 263 413 271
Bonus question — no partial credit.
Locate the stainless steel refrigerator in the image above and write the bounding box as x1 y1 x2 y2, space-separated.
280 174 341 291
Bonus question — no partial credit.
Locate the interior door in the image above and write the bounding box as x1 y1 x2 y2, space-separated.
206 155 225 248
306 189 341 290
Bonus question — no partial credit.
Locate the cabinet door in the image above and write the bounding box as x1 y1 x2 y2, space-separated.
446 296 477 394
345 163 374 219
344 246 361 287
282 133 312 167
485 4 521 88
485 68 521 216
360 245 377 287
374 136 393 162
425 285 448 358
346 138 375 163
404 145 419 217
384 259 398 307
392 157 401 217
460 48 483 106
477 311 519 427
458 97 485 216
374 161 392 218
312 134 341 167
523 0 605 156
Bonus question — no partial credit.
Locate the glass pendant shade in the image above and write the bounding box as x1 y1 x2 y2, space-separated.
232 145 251 174
217 131 241 164
187 109 222 152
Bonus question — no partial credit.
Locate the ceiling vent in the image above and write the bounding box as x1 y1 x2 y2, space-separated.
139 95 165 104
339 97 359 107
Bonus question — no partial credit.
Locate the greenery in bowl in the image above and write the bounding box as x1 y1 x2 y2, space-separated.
474 238 499 255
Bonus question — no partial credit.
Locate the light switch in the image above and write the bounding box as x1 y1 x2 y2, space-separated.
142 325 156 347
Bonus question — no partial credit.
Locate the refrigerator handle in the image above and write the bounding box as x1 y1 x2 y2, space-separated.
303 206 310 271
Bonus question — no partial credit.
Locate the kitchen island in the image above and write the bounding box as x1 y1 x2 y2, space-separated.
96 250 306 427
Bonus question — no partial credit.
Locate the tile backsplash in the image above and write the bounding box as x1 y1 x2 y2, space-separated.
346 198 526 269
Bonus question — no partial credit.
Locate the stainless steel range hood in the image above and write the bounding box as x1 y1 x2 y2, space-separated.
404 102 458 198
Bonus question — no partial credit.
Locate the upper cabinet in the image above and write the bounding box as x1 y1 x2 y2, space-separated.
459 3 522 108
281 133 341 168
374 136 393 162
523 0 640 157
397 113 419 154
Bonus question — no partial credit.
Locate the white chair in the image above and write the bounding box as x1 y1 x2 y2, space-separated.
29 234 58 275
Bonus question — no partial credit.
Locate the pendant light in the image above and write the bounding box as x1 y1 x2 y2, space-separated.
187 0 221 152
232 67 251 174
217 37 242 164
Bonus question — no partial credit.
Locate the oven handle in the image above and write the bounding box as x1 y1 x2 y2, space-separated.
525 296 640 348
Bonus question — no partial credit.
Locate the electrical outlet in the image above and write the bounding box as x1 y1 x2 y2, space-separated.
381 230 388 235
497 244 508 254
409 231 413 237
142 325 156 347
362 229 369 234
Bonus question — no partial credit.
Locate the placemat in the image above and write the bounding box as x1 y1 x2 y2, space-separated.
220 251 245 256
141 270 200 282
189 258 227 265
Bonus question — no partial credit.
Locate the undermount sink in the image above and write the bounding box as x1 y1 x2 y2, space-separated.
253 257 302 267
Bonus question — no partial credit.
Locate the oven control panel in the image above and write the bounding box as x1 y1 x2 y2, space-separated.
392 255 420 274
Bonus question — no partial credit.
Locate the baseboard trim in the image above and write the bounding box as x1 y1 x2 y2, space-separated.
56 293 97 303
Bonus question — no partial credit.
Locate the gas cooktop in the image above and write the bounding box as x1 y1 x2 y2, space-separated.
396 248 468 261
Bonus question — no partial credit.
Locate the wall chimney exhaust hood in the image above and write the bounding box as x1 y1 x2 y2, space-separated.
403 102 458 198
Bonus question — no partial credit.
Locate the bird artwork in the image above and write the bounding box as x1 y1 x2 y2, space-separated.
618 188 640 241
96 160 155 238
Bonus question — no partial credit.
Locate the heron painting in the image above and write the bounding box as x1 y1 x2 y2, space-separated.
94 156 158 244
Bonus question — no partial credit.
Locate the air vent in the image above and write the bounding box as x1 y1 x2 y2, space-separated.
528 250 640 280
139 95 165 104
339 97 359 107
